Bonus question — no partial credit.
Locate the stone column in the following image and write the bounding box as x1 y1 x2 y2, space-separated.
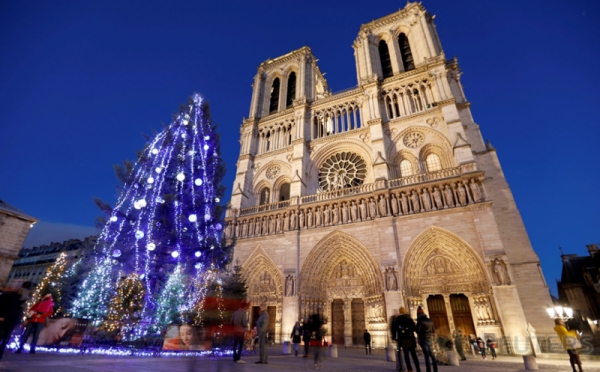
282 295 299 342
443 294 456 335
344 299 353 346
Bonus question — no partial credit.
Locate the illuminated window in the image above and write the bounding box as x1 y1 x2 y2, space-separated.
426 154 442 172
400 159 413 177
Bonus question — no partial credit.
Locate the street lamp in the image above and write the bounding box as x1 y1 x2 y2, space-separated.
546 305 574 321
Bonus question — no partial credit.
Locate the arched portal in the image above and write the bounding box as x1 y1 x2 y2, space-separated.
242 247 284 342
300 231 385 346
403 227 497 339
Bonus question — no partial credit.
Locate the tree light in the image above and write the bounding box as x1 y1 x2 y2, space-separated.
152 148 159 154
194 251 201 258
110 216 118 222
176 173 185 181
146 243 156 251
188 214 197 222
195 179 203 186
171 251 179 258
147 177 154 184
135 231 144 239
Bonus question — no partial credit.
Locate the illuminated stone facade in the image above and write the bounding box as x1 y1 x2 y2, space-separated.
226 2 553 351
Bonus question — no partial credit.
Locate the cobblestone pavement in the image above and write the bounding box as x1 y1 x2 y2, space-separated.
2 346 600 372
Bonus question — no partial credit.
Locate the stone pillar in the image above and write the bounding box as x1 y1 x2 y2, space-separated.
443 294 456 335
282 296 299 342
344 299 353 346
492 285 532 355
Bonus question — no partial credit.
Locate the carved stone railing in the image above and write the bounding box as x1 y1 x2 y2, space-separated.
226 167 487 240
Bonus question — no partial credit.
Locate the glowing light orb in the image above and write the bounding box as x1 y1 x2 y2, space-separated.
112 249 122 258
188 214 197 222
176 173 185 181
210 245 215 250
151 148 159 155
204 135 210 140
194 178 203 186
135 231 144 239
171 251 179 258
204 213 211 221
195 263 202 269
203 144 209 150
140 274 145 279
147 177 154 184
194 251 201 258
110 216 118 222
155 167 162 174
181 133 187 139
134 199 147 209
215 197 220 203
215 223 222 231
182 119 189 125
112 259 118 265
146 243 156 251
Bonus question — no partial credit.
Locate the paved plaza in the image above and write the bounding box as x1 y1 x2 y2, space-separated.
2 347 600 372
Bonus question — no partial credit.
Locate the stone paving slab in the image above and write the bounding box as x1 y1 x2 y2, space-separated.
2 347 600 372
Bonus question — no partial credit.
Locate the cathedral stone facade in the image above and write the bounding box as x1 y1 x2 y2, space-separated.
225 2 552 351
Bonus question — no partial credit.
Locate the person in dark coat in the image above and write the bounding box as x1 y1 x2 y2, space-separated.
452 329 467 361
391 307 421 372
0 290 24 360
486 337 496 360
363 329 371 355
301 318 311 357
310 313 324 369
291 321 302 356
416 307 438 372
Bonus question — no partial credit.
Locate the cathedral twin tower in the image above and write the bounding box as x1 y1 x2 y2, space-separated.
225 2 552 351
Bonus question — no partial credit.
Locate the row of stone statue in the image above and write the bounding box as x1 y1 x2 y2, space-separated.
225 178 484 239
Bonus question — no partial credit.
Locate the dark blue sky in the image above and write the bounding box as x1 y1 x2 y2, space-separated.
1 0 598 295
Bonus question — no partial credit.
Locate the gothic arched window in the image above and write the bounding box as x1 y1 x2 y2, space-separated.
259 188 271 205
398 33 415 71
378 40 393 78
400 159 414 177
279 183 290 201
286 72 296 108
269 78 280 113
425 154 442 172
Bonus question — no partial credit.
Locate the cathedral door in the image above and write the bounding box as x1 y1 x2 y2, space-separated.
427 295 450 337
450 294 475 339
351 299 365 345
267 306 276 342
331 299 345 345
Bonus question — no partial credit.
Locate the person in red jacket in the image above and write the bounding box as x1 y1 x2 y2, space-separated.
17 293 54 354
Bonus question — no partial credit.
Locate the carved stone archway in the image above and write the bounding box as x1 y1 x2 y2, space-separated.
402 226 498 336
300 231 386 345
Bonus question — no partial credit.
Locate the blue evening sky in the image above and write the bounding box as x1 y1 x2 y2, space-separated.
1 1 598 295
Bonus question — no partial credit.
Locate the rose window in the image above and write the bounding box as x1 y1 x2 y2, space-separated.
318 152 367 191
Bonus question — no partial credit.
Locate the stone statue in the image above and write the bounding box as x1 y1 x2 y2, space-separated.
285 275 295 297
493 258 508 285
386 268 398 291
225 221 233 238
400 192 409 214
255 217 262 236
410 191 421 212
444 185 455 207
268 215 275 234
359 199 367 220
299 209 305 229
332 204 339 224
283 212 289 231
323 205 331 225
261 216 268 235
433 187 444 209
315 207 322 227
290 210 297 230
241 220 248 238
457 182 467 206
469 179 482 202
234 221 240 237
421 189 432 211
307 208 313 228
275 214 282 233
248 219 254 237
350 201 358 221
341 202 349 223
368 197 377 218
378 195 388 216
390 194 399 215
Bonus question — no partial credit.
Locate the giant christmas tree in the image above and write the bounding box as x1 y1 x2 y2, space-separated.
72 94 229 328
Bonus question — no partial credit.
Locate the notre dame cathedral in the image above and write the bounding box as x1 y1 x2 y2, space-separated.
224 2 553 351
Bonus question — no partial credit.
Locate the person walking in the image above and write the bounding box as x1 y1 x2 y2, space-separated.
291 321 302 356
391 307 421 372
0 289 24 360
310 313 324 370
301 318 311 357
17 293 54 354
230 301 248 363
554 318 583 372
416 307 438 372
486 337 497 360
363 329 371 355
476 337 486 359
452 329 467 361
255 305 269 364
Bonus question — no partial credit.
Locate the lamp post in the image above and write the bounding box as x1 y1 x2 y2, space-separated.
546 305 574 321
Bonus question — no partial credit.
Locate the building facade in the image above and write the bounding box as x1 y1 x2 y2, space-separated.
225 2 553 350
0 199 37 287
